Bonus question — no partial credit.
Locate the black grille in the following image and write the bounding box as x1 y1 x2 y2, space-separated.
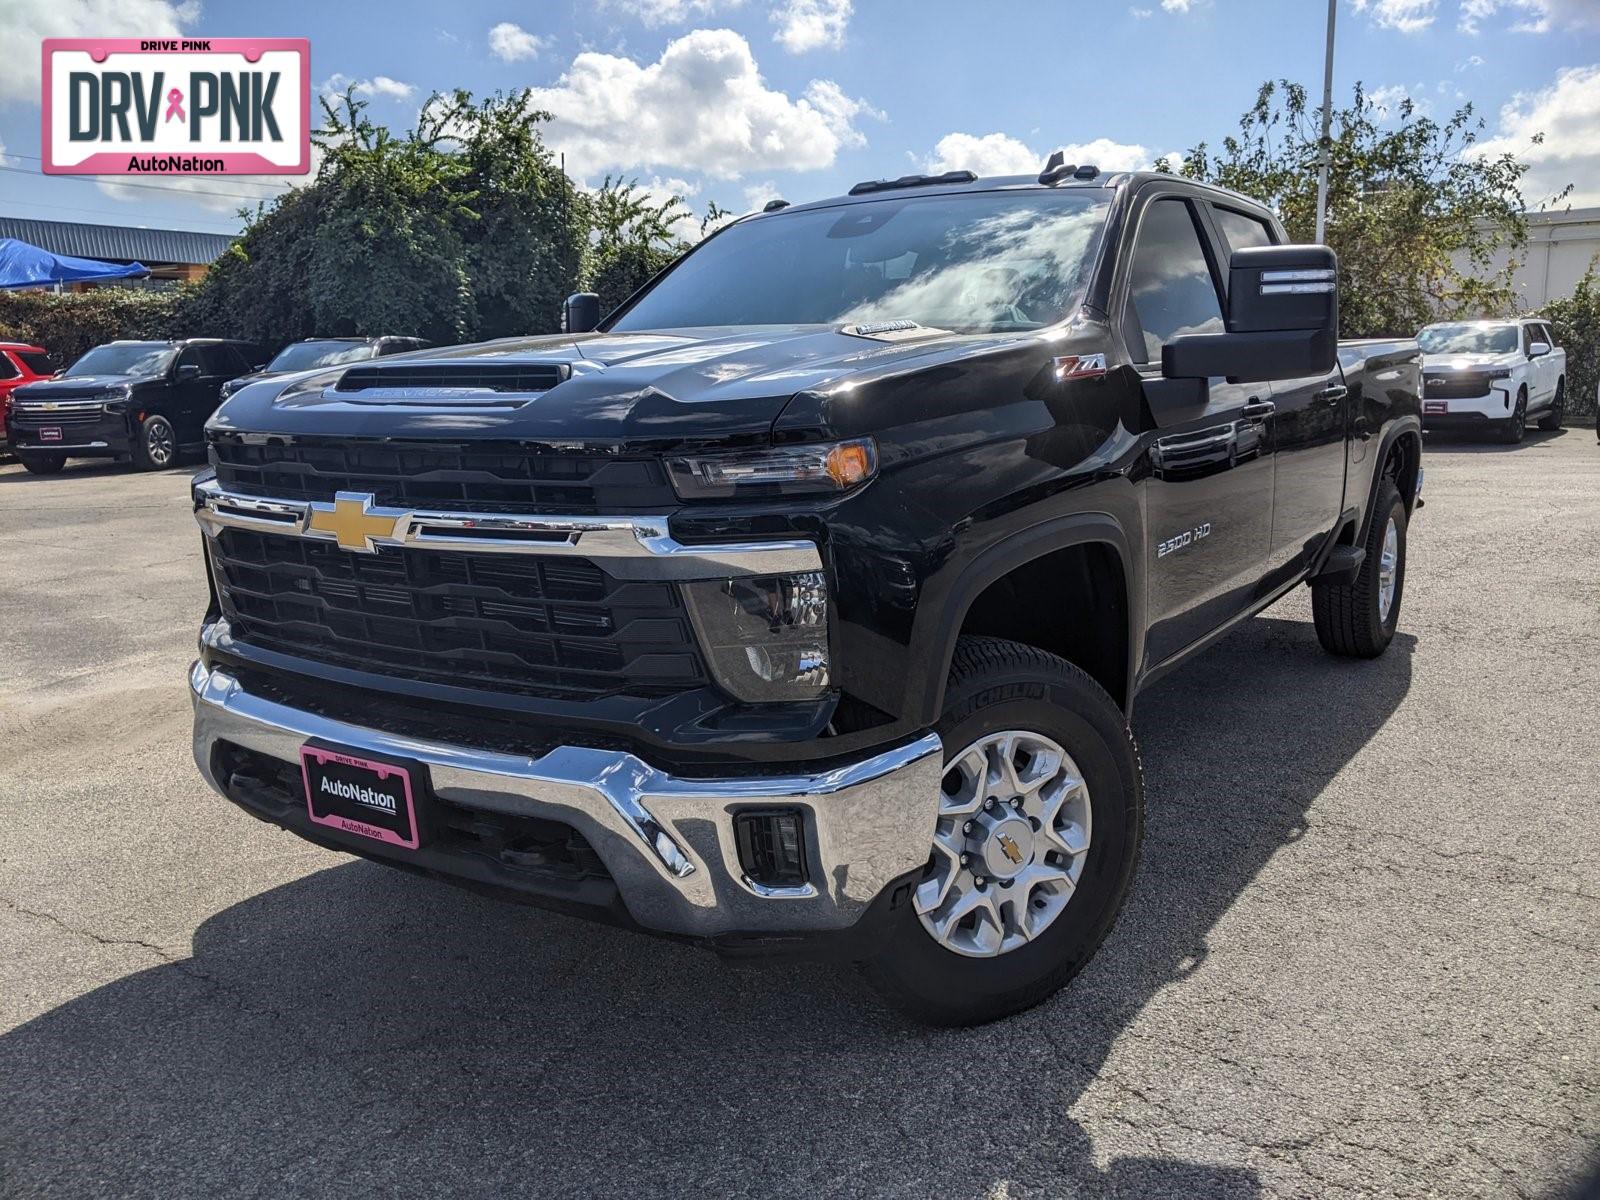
209 437 677 514
208 527 706 699
335 363 567 393
11 409 103 426
1424 374 1494 400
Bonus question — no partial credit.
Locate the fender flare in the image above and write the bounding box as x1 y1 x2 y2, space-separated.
1356 416 1422 547
908 511 1141 725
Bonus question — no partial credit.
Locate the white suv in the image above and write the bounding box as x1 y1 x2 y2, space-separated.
1418 318 1567 443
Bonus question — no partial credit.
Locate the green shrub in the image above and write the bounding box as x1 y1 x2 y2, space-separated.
1538 267 1600 422
0 287 191 366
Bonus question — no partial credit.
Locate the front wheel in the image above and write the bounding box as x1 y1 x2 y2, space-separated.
130 414 177 471
1312 479 1407 658
1537 380 1565 431
1499 388 1528 443
17 451 67 475
861 636 1144 1026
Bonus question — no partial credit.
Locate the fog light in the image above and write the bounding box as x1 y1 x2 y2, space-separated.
683 572 829 702
734 809 809 888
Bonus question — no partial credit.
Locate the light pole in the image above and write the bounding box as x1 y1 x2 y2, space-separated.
1314 0 1337 244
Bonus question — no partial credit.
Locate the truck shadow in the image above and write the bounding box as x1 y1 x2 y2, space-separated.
1423 426 1573 452
0 615 1413 1198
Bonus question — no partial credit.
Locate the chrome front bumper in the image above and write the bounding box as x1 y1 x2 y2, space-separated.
189 661 943 939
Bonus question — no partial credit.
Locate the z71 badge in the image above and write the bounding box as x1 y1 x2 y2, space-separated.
1157 523 1212 558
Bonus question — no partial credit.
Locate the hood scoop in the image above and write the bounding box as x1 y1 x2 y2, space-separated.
331 361 571 407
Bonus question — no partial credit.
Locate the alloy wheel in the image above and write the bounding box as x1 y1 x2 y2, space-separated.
916 730 1092 958
1377 516 1399 624
147 421 175 466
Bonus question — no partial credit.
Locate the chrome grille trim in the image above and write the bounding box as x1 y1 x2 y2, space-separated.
193 476 822 580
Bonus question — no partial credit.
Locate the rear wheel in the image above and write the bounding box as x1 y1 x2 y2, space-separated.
130 414 177 471
1537 379 1565 431
18 451 66 475
1499 387 1527 443
861 636 1143 1026
1312 479 1407 658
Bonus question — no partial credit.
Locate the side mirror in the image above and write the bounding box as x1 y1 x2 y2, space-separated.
562 293 601 334
1164 244 1338 384
1528 341 1550 358
175 363 201 382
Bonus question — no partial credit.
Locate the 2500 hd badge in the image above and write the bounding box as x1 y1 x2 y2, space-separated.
189 164 1423 1026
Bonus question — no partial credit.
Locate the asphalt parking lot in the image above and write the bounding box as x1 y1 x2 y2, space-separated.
1 430 1596 1199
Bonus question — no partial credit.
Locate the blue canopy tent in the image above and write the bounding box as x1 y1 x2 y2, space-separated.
0 237 149 289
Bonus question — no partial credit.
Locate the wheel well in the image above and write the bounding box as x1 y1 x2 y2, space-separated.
1386 432 1421 516
955 542 1129 709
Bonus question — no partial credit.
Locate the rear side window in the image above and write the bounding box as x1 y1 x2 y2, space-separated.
1538 323 1557 348
1124 198 1225 364
18 351 55 375
1211 207 1275 254
0 355 18 381
199 345 240 375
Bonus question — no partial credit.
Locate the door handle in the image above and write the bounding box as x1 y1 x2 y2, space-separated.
1316 383 1348 404
1242 399 1276 419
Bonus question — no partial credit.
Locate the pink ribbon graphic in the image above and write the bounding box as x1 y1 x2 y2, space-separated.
164 88 185 123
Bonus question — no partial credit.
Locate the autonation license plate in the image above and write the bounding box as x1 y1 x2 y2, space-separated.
301 745 422 850
39 427 63 441
1424 401 1448 415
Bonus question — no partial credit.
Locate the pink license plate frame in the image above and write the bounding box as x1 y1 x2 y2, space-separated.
300 745 422 851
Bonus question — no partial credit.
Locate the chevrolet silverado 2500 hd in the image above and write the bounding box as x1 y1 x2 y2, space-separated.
188 166 1423 1025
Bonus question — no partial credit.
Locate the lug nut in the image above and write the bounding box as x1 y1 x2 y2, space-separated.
959 852 970 866
1011 797 1023 809
984 798 996 811
962 820 974 834
974 876 986 889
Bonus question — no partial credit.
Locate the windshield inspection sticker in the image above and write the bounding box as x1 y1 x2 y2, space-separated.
42 38 310 175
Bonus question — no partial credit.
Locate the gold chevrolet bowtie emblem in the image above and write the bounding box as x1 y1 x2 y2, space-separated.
306 492 407 553
997 833 1024 865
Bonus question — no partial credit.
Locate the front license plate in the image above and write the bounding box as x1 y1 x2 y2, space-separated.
301 744 422 850
1423 401 1448 414
39 427 63 441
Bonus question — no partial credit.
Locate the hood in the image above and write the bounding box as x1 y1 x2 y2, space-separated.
209 325 989 446
13 374 145 398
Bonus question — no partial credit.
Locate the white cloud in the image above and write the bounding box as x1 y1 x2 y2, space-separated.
0 0 199 104
772 0 851 52
1129 6 1154 15
1474 64 1600 207
1458 54 1486 69
605 0 733 24
926 131 1154 178
1368 83 1430 120
525 29 878 179
742 180 784 211
1161 0 1193 10
1352 0 1438 33
319 73 416 103
1459 0 1599 34
488 22 548 62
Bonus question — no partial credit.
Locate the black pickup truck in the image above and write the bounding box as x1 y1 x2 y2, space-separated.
188 167 1422 1025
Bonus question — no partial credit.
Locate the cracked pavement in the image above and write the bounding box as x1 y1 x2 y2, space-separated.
1 431 1597 1199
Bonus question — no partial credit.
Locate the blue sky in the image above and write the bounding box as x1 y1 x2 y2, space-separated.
3 0 1598 237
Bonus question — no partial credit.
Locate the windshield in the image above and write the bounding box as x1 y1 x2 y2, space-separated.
267 341 378 372
64 343 176 378
1418 323 1519 355
610 190 1113 335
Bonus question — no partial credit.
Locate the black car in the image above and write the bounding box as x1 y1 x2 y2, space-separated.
7 339 265 474
188 168 1424 1024
219 336 431 400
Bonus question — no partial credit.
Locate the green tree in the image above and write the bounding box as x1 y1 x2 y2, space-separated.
1539 264 1600 422
1167 81 1549 338
583 177 695 314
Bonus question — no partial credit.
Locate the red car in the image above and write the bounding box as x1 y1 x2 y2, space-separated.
0 343 57 452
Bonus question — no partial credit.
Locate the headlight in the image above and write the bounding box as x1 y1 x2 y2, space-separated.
668 438 877 499
1484 368 1512 380
683 572 830 702
101 386 133 410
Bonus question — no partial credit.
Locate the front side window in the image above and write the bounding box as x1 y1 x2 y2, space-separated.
1418 323 1520 355
18 351 55 375
610 189 1113 336
63 343 177 378
1124 198 1225 364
